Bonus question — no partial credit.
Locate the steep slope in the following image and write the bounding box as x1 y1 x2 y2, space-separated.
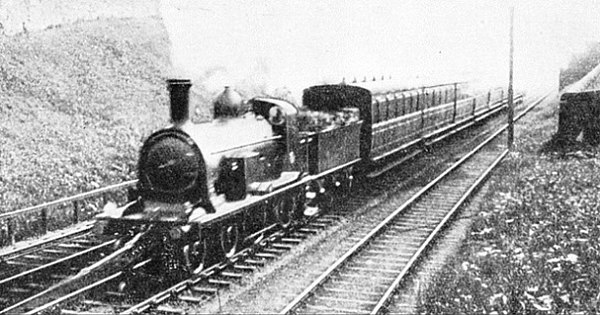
0 17 171 211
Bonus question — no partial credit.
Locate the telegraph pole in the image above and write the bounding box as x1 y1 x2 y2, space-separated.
507 6 515 148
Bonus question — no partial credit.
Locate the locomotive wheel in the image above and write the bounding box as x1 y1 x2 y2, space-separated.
337 168 354 197
220 224 239 259
304 180 334 216
294 188 306 218
112 238 123 250
256 205 269 244
273 195 295 228
260 203 269 226
321 177 335 210
321 192 334 210
248 204 269 245
183 239 207 274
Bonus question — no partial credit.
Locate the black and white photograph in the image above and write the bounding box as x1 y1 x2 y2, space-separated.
1 0 600 313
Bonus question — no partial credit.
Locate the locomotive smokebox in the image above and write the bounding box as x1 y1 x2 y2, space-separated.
167 79 192 125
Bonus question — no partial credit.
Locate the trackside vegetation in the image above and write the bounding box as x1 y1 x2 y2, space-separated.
419 61 600 313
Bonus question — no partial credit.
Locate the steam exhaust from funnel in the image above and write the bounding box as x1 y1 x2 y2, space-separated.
167 79 192 125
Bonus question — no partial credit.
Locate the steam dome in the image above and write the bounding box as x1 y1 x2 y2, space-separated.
214 86 243 118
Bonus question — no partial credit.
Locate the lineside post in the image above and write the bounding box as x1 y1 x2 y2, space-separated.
507 6 515 148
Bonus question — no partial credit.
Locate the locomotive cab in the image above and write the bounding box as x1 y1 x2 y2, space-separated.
213 97 301 201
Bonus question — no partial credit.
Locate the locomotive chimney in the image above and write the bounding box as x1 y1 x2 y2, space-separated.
167 79 192 126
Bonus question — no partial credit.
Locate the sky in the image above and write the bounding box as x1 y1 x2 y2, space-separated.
160 0 600 101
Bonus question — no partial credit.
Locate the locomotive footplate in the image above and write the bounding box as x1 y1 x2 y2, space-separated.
209 171 302 213
96 201 192 226
96 172 304 231
246 171 302 195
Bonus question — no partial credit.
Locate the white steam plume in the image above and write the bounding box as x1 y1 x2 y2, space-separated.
160 0 600 103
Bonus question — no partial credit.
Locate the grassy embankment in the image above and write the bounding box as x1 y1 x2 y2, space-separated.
0 17 171 213
419 47 600 314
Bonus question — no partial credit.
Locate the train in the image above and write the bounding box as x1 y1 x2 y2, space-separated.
93 78 509 283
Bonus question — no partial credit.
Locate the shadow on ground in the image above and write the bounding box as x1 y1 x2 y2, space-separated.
540 133 599 159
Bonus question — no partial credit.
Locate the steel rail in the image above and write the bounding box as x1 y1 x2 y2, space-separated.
122 91 551 315
12 90 553 314
279 115 501 315
279 90 552 314
0 238 117 287
119 226 296 314
370 89 552 313
514 90 553 121
1 180 136 247
0 86 546 225
0 180 137 220
0 224 94 259
368 93 522 178
371 149 508 314
0 241 128 315
0 89 528 246
23 259 153 315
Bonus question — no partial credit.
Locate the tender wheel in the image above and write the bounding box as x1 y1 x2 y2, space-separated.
337 168 354 197
304 179 333 216
294 188 306 219
112 238 123 250
273 195 294 228
183 239 207 274
260 204 269 226
220 224 239 259
320 178 335 209
249 205 269 245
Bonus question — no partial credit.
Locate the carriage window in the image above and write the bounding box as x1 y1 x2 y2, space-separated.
400 94 406 115
377 97 388 121
395 93 403 116
422 90 429 109
387 94 396 119
372 99 379 123
413 92 423 112
410 93 417 113
376 94 389 121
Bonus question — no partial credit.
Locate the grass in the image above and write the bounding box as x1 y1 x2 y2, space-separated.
418 92 600 313
0 17 171 213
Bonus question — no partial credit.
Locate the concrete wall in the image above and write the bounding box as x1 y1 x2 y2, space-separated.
0 0 159 36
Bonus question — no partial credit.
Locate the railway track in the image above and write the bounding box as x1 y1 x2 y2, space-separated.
23 214 345 314
0 180 135 248
140 92 546 315
5 144 464 314
0 227 116 314
22 258 154 314
0 91 546 314
280 133 506 314
279 92 551 314
110 97 531 315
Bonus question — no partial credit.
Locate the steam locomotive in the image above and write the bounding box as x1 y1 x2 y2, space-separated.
93 78 509 280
